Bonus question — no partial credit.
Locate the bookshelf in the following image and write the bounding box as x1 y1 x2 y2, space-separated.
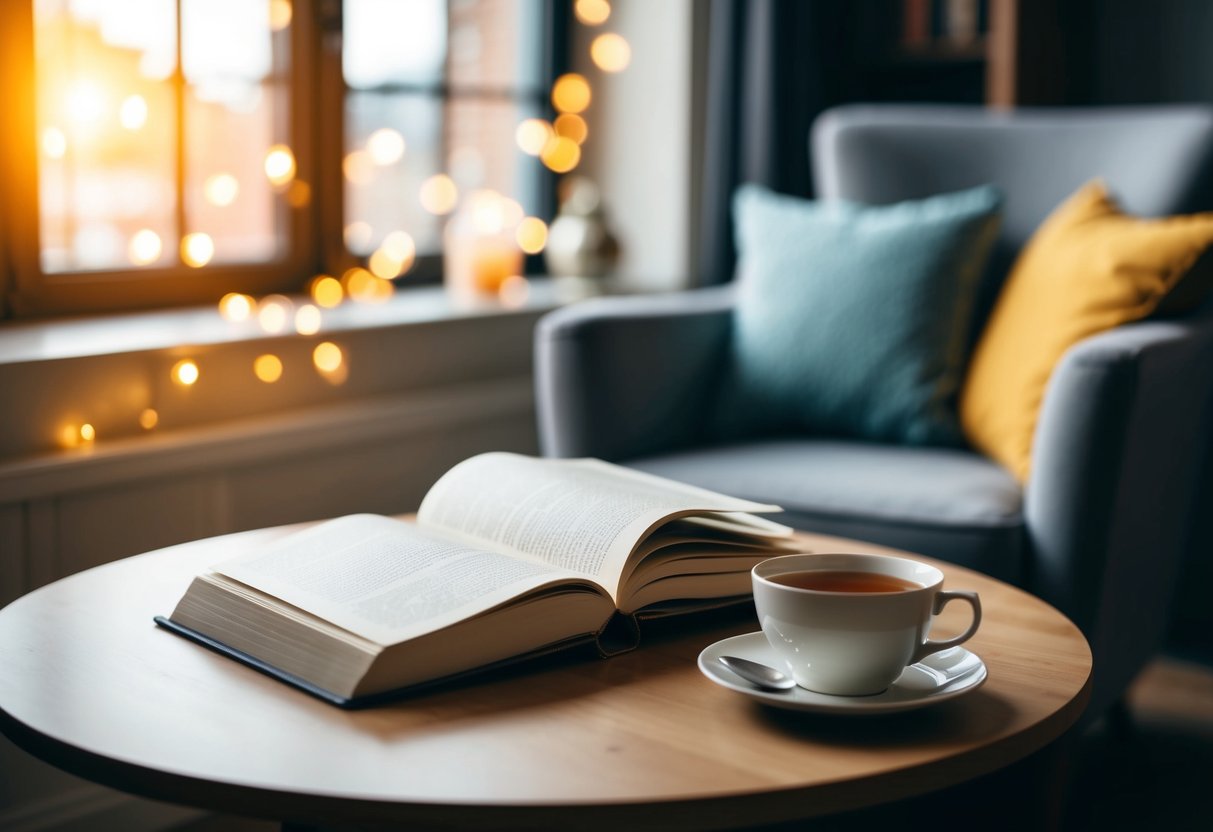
856 0 1064 108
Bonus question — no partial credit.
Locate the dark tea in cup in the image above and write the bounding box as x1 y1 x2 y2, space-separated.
769 570 921 594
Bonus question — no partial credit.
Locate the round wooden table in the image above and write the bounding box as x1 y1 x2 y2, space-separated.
0 524 1091 830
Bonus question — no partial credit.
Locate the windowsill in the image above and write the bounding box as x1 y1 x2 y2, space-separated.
0 277 618 464
0 277 605 366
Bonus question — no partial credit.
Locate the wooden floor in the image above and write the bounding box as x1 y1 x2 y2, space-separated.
173 656 1213 832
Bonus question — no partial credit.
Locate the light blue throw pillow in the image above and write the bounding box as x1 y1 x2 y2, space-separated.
713 184 1002 446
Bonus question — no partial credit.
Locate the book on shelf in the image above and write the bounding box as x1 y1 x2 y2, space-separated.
157 452 795 707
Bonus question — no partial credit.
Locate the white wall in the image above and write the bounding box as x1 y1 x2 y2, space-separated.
573 0 696 291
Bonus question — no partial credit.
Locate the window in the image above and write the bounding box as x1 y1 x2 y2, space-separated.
0 0 562 317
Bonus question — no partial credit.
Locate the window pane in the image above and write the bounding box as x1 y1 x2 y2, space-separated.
448 0 544 93
344 0 447 90
182 0 287 265
35 0 178 272
345 92 443 256
446 97 544 216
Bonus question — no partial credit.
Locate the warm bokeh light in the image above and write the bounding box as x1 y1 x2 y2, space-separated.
172 359 200 387
204 173 240 207
181 233 215 267
286 180 312 207
575 0 611 26
366 128 406 165
264 145 296 186
344 221 374 254
79 423 96 443
554 113 588 145
515 119 553 156
343 150 374 185
270 0 293 31
499 275 531 309
257 295 292 333
343 266 393 302
119 94 148 130
516 217 548 254
294 304 322 335
419 174 458 214
128 229 162 266
591 33 631 73
382 230 416 269
313 341 343 373
369 249 403 279
552 73 591 114
253 354 284 383
41 127 67 159
310 275 344 308
541 136 581 173
218 292 254 321
139 408 159 430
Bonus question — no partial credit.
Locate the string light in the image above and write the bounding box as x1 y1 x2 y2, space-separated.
269 0 293 31
515 119 553 156
575 0 611 26
172 359 199 386
516 217 548 254
218 292 254 321
79 423 96 442
310 275 344 308
139 408 159 430
554 113 588 145
295 304 322 335
313 341 343 373
590 33 631 73
552 74 591 114
366 128 406 165
253 354 284 383
181 233 214 267
257 295 292 333
129 229 162 266
204 173 240 207
419 174 459 214
541 136 581 173
264 144 296 186
343 150 374 185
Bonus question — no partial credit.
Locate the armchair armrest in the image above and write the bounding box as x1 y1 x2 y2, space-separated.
535 287 735 460
1026 313 1213 714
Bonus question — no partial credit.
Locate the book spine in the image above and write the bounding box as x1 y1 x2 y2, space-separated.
902 0 931 47
945 0 980 45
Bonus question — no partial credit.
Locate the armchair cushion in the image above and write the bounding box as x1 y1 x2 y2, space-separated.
629 439 1025 582
961 180 1213 481
714 184 1001 447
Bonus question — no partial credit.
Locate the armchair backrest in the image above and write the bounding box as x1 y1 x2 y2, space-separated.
811 104 1213 327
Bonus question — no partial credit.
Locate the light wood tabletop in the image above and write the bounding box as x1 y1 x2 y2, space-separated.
0 522 1092 830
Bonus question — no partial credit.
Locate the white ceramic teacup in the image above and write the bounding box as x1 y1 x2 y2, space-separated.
751 553 982 696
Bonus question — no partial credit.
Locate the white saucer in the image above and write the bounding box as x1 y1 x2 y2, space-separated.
698 631 987 715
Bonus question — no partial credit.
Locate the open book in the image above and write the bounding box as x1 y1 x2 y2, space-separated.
158 452 794 706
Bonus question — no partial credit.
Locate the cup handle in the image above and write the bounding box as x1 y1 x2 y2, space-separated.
911 590 982 664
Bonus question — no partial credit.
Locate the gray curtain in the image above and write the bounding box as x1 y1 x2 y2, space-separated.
697 0 853 285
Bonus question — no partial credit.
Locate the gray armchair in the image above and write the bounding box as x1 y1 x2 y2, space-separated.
535 105 1213 718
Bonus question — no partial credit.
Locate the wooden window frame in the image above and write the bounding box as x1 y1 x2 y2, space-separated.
0 1 565 320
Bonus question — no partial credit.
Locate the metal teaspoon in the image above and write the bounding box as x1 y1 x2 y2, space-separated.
718 655 796 691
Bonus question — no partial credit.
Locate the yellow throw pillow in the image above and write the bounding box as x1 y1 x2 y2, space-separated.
960 180 1213 482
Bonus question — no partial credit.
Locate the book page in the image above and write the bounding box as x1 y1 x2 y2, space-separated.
418 453 784 595
213 514 593 646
